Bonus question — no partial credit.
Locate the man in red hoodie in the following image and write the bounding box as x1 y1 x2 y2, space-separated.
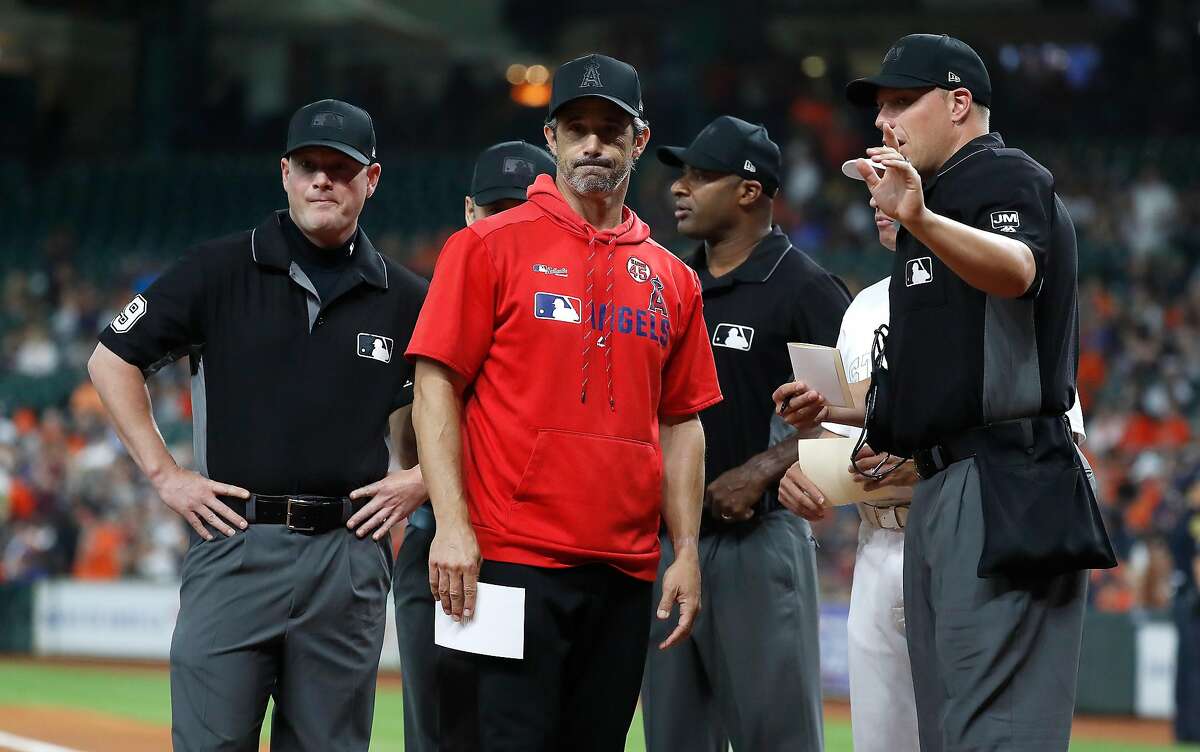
406 53 722 749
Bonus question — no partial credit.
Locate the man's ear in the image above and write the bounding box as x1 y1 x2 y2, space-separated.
736 179 766 208
464 196 476 227
949 89 973 125
365 162 382 198
631 123 651 160
544 124 557 157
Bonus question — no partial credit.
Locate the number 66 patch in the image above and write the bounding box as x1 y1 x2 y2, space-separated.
111 295 148 333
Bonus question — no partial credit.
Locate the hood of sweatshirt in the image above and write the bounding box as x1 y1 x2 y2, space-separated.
527 173 650 246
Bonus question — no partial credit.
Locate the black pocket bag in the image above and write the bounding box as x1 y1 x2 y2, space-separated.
972 415 1117 579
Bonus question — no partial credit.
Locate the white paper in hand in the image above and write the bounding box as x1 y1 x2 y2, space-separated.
797 437 902 506
434 582 525 659
787 343 854 408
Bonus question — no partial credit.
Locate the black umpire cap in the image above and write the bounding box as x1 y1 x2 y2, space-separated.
846 34 992 108
549 53 644 120
284 99 377 165
657 116 783 195
470 141 557 205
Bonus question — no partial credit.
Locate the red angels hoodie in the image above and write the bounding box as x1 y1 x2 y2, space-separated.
406 174 722 580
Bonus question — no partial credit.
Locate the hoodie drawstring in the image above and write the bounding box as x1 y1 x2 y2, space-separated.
602 235 617 411
580 233 619 412
581 235 598 405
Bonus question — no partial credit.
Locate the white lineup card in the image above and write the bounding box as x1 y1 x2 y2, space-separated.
434 582 525 659
796 437 906 506
787 342 855 408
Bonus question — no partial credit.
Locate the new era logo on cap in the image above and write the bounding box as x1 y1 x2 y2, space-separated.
948 71 961 83
743 160 756 173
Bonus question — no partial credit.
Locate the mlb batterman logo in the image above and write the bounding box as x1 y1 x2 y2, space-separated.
110 295 148 333
534 292 582 323
712 323 754 351
503 157 535 180
905 257 933 287
311 112 344 129
357 333 393 363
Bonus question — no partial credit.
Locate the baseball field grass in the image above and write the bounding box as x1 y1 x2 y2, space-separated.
0 659 1195 751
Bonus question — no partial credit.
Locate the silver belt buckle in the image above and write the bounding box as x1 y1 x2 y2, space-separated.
286 498 316 533
878 505 899 530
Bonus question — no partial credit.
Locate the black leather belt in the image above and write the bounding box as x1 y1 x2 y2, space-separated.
224 494 366 535
912 417 1044 480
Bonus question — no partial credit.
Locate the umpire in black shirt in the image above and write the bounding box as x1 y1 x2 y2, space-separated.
88 99 429 751
779 35 1111 752
643 116 848 751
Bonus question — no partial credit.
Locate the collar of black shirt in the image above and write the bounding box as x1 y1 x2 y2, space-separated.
251 209 388 290
924 131 1004 194
687 224 793 292
281 212 355 271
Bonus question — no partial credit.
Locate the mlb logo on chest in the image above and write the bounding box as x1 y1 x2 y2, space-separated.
712 323 754 351
905 257 933 287
357 333 394 363
534 292 582 323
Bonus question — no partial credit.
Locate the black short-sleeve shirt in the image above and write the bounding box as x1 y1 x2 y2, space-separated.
99 210 428 496
882 132 1078 454
687 226 850 516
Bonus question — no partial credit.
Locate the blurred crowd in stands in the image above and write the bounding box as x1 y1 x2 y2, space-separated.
2 122 1198 613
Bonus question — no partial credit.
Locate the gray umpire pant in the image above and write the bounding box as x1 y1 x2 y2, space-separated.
642 510 824 752
904 458 1087 752
170 524 392 752
393 520 440 752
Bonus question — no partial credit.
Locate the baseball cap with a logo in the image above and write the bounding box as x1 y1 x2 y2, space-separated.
284 99 377 165
845 34 991 108
657 116 783 195
548 53 644 120
470 141 558 205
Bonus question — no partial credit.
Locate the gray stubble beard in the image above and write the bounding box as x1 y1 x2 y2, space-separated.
560 154 637 195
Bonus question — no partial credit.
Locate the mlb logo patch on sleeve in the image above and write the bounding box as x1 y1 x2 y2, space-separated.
533 292 582 323
110 295 148 333
990 210 1020 232
357 333 394 363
